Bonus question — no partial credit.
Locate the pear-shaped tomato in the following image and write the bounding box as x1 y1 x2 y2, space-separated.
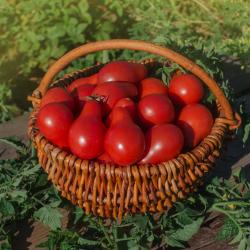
140 124 184 164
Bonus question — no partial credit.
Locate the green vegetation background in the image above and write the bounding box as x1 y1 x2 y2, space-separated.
0 0 250 122
0 1 250 249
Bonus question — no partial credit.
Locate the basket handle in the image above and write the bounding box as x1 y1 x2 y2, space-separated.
37 39 236 123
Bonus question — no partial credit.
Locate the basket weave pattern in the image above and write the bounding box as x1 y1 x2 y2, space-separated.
28 40 239 221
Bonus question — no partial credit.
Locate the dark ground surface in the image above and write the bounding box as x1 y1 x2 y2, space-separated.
0 59 249 249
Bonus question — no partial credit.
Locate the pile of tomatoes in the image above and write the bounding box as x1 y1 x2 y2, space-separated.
37 61 214 166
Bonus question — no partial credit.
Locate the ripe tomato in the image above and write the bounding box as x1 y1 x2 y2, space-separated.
138 77 168 98
177 104 214 148
131 62 148 81
104 108 145 166
67 73 98 92
106 106 133 127
92 82 137 114
98 61 139 84
140 124 184 164
113 98 136 120
169 74 204 106
98 152 113 163
74 84 96 109
40 87 75 111
138 94 175 126
68 100 106 159
37 103 74 149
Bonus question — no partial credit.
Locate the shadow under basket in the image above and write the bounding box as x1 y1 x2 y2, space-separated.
27 39 241 221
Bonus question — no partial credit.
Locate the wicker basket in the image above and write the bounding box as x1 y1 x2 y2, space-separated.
28 39 241 221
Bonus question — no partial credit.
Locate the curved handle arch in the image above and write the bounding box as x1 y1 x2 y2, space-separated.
37 39 234 120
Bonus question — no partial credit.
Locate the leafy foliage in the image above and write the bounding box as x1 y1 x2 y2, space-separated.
208 169 250 249
117 0 250 70
0 84 20 123
0 0 126 81
0 138 63 248
1 0 249 81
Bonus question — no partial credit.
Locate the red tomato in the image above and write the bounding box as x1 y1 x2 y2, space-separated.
92 82 137 114
37 103 74 149
79 99 103 118
74 84 96 109
140 124 184 164
169 74 204 106
67 73 98 92
117 82 138 97
98 61 139 84
41 87 75 111
97 152 113 163
139 77 168 98
106 106 133 127
138 94 175 126
113 98 136 120
131 62 148 81
104 108 145 166
68 100 106 159
177 104 214 148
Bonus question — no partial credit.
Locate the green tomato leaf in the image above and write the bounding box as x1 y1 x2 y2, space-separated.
165 236 184 248
171 217 204 242
238 238 247 250
77 237 100 246
9 190 27 203
243 123 250 144
0 199 15 217
34 206 62 230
